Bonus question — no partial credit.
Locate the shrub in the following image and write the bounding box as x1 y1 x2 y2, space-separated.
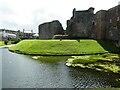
4 39 9 45
11 37 21 44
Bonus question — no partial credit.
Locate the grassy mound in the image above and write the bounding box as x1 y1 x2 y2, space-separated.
9 39 109 55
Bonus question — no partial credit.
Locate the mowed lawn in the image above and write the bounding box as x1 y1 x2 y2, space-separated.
9 39 108 55
0 41 5 46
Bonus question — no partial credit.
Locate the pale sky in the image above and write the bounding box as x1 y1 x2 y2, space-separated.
0 0 120 33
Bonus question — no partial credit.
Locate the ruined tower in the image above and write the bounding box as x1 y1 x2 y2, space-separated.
66 7 95 38
38 20 64 39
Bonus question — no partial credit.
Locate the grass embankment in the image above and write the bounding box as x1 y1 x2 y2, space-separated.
65 40 120 74
0 41 12 47
0 41 5 46
9 39 120 74
9 39 108 55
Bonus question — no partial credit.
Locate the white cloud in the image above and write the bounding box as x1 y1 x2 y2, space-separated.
0 0 120 33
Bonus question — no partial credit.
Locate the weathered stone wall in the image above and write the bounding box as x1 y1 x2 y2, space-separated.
38 20 64 39
94 5 120 41
94 5 120 47
38 5 120 44
66 7 95 38
106 5 120 41
95 10 107 39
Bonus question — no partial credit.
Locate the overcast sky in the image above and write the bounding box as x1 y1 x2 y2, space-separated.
0 0 120 33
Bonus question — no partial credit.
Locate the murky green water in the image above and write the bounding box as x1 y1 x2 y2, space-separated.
1 48 120 88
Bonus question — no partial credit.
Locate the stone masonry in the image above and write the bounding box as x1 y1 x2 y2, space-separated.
38 4 120 46
38 20 64 39
66 7 95 38
95 5 120 40
95 10 107 39
95 5 120 46
106 5 120 41
65 5 120 46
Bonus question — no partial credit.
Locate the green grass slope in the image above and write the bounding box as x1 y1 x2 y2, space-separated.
0 41 5 46
9 39 109 55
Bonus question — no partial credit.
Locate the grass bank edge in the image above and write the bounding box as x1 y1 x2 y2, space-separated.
66 53 120 74
8 39 112 55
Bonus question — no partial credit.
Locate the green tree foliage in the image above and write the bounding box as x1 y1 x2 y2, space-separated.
11 37 21 44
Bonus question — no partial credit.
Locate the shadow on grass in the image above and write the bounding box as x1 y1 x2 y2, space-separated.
76 39 80 43
97 40 120 53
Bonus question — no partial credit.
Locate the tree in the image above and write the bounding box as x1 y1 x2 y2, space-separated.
4 39 8 45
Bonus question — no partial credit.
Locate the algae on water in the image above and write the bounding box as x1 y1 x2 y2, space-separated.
66 53 120 74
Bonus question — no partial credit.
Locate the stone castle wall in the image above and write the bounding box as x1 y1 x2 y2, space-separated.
95 5 120 42
95 10 107 39
38 20 64 39
106 5 120 41
38 5 120 47
66 7 95 38
66 5 120 42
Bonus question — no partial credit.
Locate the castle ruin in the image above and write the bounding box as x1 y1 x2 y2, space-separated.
95 5 120 46
38 4 120 47
66 7 95 38
38 20 64 39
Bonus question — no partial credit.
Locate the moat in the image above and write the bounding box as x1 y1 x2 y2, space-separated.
2 48 120 88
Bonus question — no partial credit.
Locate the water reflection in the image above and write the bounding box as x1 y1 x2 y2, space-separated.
2 48 120 88
68 67 111 88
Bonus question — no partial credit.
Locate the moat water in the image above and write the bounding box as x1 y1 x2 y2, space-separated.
1 48 120 88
